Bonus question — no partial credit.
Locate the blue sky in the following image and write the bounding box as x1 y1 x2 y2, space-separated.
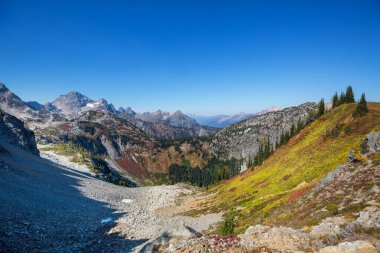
1 0 380 115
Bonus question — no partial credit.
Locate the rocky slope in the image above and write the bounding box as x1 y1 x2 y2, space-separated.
0 109 39 155
36 110 156 183
35 110 211 185
0 144 221 253
211 102 316 160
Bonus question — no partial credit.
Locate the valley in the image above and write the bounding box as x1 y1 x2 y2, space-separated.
1 83 379 252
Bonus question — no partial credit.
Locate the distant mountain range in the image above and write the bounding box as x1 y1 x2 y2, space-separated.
190 107 280 128
0 83 283 135
0 83 216 139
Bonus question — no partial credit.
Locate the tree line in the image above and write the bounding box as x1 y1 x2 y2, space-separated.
168 156 242 187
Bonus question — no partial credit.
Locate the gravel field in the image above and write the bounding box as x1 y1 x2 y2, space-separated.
0 146 221 253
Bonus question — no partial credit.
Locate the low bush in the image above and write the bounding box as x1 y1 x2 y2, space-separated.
326 204 339 215
217 207 238 236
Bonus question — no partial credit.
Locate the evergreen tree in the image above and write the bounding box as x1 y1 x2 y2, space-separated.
264 136 270 159
353 93 369 117
332 92 339 108
296 118 304 133
279 131 285 146
345 85 355 103
290 123 295 136
339 92 346 105
275 137 280 150
317 98 325 117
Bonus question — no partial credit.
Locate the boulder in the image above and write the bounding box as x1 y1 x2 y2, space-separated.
240 225 310 252
367 131 380 153
140 224 201 253
319 240 377 253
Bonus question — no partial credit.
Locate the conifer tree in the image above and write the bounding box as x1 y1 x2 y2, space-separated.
290 123 295 136
317 98 325 117
345 85 355 103
353 93 368 117
332 92 339 108
296 118 304 133
339 92 346 105
264 136 270 159
279 131 285 146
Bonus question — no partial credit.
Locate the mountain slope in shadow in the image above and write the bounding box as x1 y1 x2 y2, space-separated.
0 145 148 252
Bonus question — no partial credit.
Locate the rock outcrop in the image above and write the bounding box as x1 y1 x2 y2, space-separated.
0 109 39 155
152 208 380 252
367 131 380 153
211 102 317 160
319 241 377 253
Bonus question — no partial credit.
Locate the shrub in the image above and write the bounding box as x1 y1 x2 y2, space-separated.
326 204 339 215
360 137 369 154
353 93 368 117
324 123 341 139
218 207 238 236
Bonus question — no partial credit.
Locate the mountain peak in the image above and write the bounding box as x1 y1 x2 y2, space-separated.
0 82 30 113
173 110 183 115
62 91 89 99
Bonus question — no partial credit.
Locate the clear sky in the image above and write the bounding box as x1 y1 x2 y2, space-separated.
1 0 379 115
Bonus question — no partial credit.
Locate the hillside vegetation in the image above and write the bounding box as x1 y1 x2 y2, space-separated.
208 103 380 233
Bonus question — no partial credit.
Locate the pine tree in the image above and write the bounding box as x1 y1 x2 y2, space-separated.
264 136 270 159
296 118 304 133
317 98 325 117
353 93 368 117
339 92 346 105
279 131 285 146
345 86 355 103
290 123 295 136
332 92 339 108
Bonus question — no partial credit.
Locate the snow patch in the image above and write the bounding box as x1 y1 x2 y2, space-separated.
122 199 133 204
101 217 113 224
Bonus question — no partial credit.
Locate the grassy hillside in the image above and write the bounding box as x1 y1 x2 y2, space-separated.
208 103 380 233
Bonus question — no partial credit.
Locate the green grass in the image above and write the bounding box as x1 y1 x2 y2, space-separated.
41 142 91 165
207 103 380 231
326 204 339 215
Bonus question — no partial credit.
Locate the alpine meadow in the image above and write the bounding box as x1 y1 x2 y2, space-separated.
1 1 380 252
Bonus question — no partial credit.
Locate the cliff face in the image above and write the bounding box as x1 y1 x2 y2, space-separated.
211 102 317 160
0 109 39 155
